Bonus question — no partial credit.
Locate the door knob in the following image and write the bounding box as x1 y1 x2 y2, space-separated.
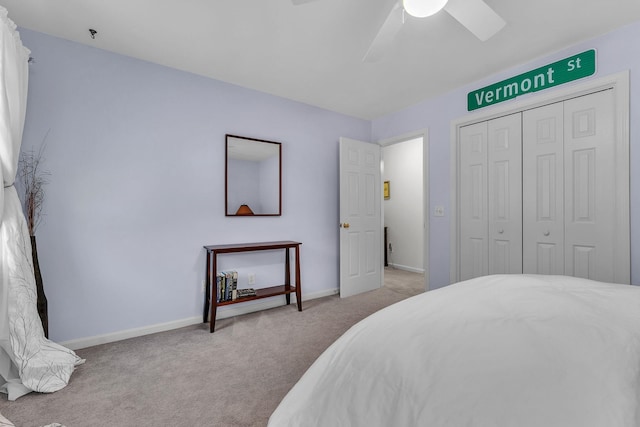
498 229 504 234
543 230 550 236
340 223 350 229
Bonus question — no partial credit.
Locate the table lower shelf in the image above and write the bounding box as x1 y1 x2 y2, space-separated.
216 285 297 306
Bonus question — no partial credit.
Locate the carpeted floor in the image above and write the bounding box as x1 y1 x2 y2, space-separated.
1 268 424 427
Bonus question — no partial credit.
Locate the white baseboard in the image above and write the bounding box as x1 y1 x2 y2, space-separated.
61 288 338 350
386 263 425 274
61 317 203 350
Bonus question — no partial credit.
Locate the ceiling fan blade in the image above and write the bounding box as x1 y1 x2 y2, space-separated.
443 0 506 41
363 2 404 63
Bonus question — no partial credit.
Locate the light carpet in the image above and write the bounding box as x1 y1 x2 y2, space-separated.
0 268 424 426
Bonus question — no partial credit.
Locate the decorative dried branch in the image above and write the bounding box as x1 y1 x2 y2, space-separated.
18 134 50 236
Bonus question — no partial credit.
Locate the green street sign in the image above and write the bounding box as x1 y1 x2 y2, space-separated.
468 49 596 111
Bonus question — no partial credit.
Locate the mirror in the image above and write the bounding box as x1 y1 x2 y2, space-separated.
225 134 282 216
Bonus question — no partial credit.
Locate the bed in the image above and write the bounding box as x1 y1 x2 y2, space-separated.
0 412 63 427
268 274 640 426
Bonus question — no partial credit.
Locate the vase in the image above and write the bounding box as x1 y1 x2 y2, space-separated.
31 235 48 338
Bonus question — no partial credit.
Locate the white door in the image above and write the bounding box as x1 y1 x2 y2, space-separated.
459 114 522 280
563 89 617 282
487 113 522 274
459 121 488 280
339 137 382 298
523 101 565 275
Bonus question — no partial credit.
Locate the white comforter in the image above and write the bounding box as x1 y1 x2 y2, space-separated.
269 275 640 427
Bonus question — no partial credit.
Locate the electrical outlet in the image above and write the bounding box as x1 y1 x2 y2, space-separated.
201 280 206 293
248 273 256 285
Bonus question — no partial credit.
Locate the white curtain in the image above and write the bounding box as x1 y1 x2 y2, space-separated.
0 7 83 401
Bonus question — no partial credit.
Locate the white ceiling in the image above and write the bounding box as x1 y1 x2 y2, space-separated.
2 0 640 120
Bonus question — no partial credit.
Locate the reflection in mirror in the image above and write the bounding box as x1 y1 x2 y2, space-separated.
225 135 282 216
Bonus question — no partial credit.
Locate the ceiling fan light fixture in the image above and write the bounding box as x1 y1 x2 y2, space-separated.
403 0 449 18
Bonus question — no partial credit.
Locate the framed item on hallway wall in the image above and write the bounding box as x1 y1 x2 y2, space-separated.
384 181 390 199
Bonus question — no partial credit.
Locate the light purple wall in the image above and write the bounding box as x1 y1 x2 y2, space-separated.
259 154 280 213
19 29 370 342
372 21 640 289
227 158 262 213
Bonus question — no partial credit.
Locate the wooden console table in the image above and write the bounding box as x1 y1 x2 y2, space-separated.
203 241 302 332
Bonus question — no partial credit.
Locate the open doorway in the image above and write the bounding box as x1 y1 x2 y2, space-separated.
381 134 427 294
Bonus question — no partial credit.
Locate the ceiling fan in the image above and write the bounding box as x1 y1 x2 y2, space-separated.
292 0 506 62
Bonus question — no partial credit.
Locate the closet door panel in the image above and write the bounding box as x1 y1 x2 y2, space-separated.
459 121 488 280
522 102 564 275
488 113 522 274
564 89 616 282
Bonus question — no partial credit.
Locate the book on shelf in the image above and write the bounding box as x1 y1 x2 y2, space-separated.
216 272 225 303
224 271 232 301
236 288 257 298
218 270 239 302
230 271 238 300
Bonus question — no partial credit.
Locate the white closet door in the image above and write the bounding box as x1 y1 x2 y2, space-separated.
522 102 565 274
456 83 628 284
564 89 616 282
459 121 488 280
487 113 522 274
